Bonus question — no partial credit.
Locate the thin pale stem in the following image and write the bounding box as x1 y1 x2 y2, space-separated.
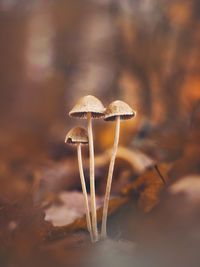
77 143 94 242
101 115 120 239
87 112 98 241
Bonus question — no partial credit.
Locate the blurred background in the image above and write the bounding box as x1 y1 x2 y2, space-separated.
1 0 200 161
0 0 200 266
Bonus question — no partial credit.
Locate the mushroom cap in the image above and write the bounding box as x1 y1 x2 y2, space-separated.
65 127 88 145
69 95 105 119
104 100 136 121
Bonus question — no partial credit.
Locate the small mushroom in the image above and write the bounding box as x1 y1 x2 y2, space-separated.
69 95 105 241
65 126 94 242
101 100 136 239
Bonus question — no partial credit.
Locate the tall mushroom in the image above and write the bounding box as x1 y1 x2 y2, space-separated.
65 126 94 242
101 100 136 239
69 95 105 241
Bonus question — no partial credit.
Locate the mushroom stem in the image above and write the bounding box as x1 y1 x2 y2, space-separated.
87 112 98 241
77 143 94 242
101 115 120 239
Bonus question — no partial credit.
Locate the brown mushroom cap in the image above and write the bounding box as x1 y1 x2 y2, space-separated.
65 127 88 145
69 95 105 119
104 100 136 121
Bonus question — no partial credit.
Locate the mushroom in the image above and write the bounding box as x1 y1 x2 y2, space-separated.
69 95 105 241
65 126 93 242
101 100 136 239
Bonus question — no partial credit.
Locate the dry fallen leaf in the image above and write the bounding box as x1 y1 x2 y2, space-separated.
122 163 170 212
44 191 128 241
44 191 104 227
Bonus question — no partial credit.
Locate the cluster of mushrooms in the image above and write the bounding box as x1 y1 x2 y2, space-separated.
65 95 136 242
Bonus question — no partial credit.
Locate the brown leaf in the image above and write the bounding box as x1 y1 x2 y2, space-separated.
45 194 128 241
44 191 104 227
122 163 170 212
